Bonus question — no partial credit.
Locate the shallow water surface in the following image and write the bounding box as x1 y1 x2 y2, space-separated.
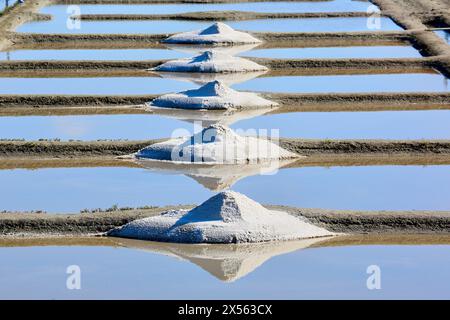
0 165 449 212
0 73 448 94
0 45 422 61
0 244 449 299
18 17 401 34
2 111 450 140
42 1 375 15
240 46 422 59
0 48 190 61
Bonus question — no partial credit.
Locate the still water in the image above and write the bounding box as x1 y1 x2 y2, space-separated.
0 74 448 94
0 165 449 212
1 111 450 140
41 1 376 15
0 243 449 299
18 17 401 34
0 46 422 61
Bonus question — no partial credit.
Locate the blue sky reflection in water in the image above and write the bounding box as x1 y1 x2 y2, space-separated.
1 111 450 140
0 74 448 95
0 244 449 299
0 166 449 213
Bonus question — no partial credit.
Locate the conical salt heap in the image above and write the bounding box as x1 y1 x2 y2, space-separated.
135 124 298 164
108 191 333 243
149 80 277 110
164 22 262 45
152 50 267 73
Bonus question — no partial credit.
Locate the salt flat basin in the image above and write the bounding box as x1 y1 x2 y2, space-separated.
41 1 375 15
17 17 401 34
0 74 448 95
0 243 449 299
2 111 450 140
0 166 450 213
0 46 422 61
0 49 191 61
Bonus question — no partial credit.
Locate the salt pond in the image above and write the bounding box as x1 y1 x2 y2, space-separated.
0 165 449 212
0 73 448 95
0 244 449 299
17 17 401 34
2 111 450 140
41 1 376 15
0 46 422 61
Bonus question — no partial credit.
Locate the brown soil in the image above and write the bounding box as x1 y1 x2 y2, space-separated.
0 204 448 236
1 93 448 116
0 57 441 76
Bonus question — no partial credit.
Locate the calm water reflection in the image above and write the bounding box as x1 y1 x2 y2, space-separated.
1 111 450 140
0 46 422 61
0 243 449 299
0 74 448 94
0 165 449 212
18 18 401 34
41 1 375 15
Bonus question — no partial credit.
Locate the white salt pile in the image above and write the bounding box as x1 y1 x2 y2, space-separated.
149 81 277 110
164 22 262 45
111 237 330 282
108 191 334 243
152 50 267 73
135 124 298 164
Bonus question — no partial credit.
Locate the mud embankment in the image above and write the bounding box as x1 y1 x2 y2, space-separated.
1 205 449 237
5 31 413 51
1 92 449 116
371 0 450 76
0 57 439 77
2 139 450 159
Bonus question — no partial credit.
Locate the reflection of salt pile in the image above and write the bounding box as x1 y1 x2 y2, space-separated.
164 22 262 45
153 69 266 86
135 158 297 191
111 237 330 282
148 104 274 127
149 81 276 110
108 191 333 244
164 43 259 56
135 124 297 164
152 50 267 73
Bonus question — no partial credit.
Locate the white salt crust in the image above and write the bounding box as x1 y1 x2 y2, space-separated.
108 191 334 244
